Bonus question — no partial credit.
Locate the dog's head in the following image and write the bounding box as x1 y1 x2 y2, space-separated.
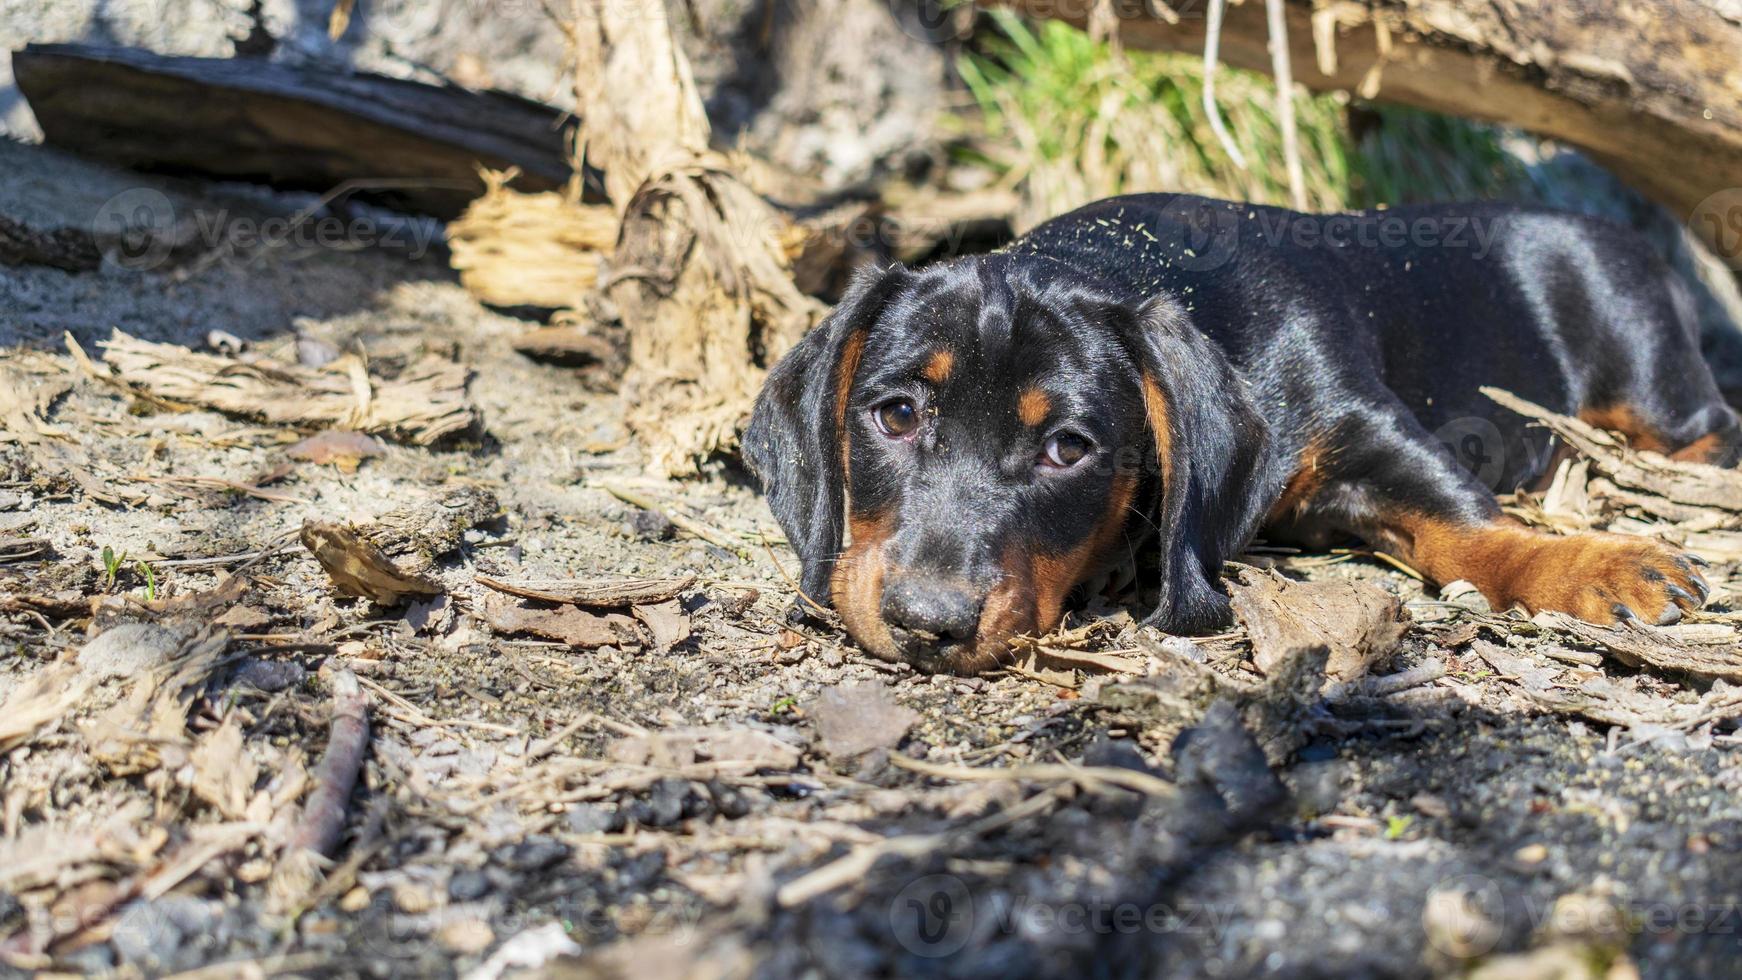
745 254 1272 673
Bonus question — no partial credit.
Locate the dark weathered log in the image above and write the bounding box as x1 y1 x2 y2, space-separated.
12 43 572 219
988 0 1742 259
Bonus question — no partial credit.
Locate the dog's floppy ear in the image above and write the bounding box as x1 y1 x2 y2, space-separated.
1121 294 1273 633
743 263 910 605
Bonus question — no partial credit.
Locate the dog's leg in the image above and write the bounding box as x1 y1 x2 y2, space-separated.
1274 393 1711 626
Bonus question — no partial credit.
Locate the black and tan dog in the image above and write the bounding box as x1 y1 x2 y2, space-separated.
745 194 1741 674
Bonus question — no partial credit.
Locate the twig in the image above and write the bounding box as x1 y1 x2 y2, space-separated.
288 670 370 859
598 483 747 556
890 753 1178 799
267 670 370 914
1265 0 1307 209
1202 0 1247 169
759 532 830 618
775 785 1067 907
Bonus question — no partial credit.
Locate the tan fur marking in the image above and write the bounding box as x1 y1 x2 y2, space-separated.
1017 387 1052 427
1140 372 1173 488
831 510 898 659
923 349 954 384
1580 404 1670 453
833 330 867 476
1670 431 1727 464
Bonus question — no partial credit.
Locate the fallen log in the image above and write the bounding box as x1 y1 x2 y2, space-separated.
12 43 574 219
986 0 1742 261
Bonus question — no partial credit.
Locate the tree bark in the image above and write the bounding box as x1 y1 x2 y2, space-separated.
988 0 1742 260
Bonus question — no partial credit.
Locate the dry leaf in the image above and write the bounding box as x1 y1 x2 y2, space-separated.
190 715 258 819
301 520 443 605
633 600 691 650
1229 566 1410 682
808 682 919 760
286 430 386 472
480 594 639 648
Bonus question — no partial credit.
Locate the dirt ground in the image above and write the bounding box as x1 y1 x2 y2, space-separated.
4 139 1742 980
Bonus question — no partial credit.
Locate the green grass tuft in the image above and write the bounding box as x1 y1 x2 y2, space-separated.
957 12 1526 228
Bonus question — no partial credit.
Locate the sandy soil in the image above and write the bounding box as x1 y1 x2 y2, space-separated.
3 139 1742 980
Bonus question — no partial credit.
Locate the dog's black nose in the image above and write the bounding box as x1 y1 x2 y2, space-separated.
881 578 982 643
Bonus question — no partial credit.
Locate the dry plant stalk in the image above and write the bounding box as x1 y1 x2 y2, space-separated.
561 0 826 476
96 330 476 445
446 168 618 310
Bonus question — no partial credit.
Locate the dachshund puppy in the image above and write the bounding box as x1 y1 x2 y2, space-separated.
745 194 1740 674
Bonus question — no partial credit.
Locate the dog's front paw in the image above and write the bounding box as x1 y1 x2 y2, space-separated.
1504 533 1709 626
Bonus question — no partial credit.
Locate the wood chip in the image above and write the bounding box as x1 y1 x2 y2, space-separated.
1482 386 1742 514
481 594 639 648
98 330 476 446
475 573 694 607
1543 613 1742 682
608 727 803 770
301 520 443 605
1229 566 1410 682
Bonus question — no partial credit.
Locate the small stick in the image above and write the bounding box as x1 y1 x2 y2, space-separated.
599 483 747 556
890 753 1177 799
776 786 1066 907
287 671 370 859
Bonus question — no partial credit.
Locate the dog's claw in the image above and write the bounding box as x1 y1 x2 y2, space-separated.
1612 603 1639 623
1667 583 1699 607
1684 553 1711 568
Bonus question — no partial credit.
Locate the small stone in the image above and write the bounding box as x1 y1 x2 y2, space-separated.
0 491 22 510
448 870 491 903
339 887 371 912
1514 843 1549 866
646 778 691 826
706 779 751 820
627 508 675 541
492 836 572 873
438 918 495 955
232 658 305 693
564 803 621 835
392 882 438 913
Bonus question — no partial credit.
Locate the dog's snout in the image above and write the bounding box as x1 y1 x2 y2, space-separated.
881 577 982 643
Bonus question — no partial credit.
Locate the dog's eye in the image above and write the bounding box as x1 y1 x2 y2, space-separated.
873 399 920 438
1040 432 1092 469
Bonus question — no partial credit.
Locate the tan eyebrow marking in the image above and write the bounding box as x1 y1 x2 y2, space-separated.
923 349 954 384
1017 387 1051 427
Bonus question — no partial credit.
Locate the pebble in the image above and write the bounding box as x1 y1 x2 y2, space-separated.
438 918 495 955
492 836 572 873
448 870 492 902
339 886 371 912
1514 843 1549 866
0 490 24 510
564 803 621 835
